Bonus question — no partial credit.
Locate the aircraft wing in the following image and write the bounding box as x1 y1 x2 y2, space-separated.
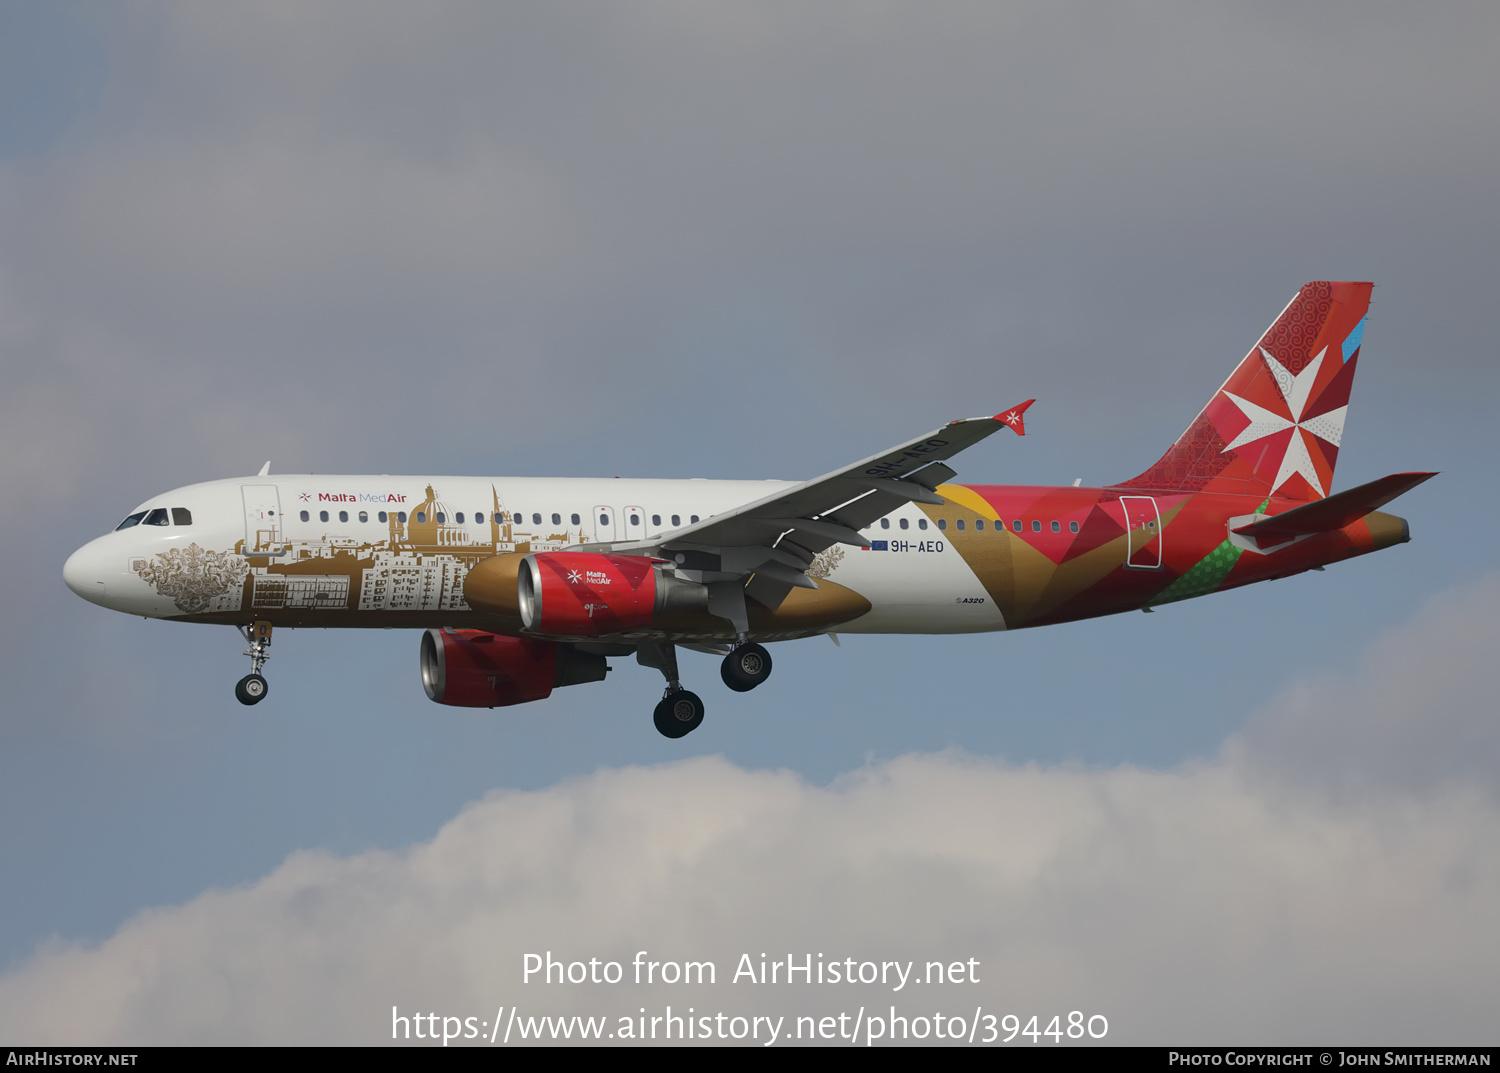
605 401 1033 613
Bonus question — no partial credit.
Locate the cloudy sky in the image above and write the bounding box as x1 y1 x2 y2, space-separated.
1 1 1496 1045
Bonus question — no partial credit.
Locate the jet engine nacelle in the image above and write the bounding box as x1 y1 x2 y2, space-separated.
518 552 708 636
419 628 607 708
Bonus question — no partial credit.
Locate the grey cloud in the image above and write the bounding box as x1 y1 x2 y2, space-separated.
5 0 1497 502
65 3 1500 269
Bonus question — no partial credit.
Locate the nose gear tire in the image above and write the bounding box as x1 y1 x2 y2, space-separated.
235 674 269 705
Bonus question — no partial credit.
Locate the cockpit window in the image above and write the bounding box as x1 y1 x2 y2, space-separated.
115 512 147 530
171 507 192 526
144 508 170 526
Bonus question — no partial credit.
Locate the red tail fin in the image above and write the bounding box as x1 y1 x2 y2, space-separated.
1121 281 1373 500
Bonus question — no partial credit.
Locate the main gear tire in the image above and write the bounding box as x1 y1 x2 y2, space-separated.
720 643 773 692
653 689 704 738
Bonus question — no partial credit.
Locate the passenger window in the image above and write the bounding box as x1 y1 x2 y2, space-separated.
599 513 610 526
956 519 966 531
1031 520 1041 532
1070 521 1079 533
378 511 388 523
533 513 542 525
880 518 890 529
553 513 562 525
145 508 169 526
397 512 407 523
899 518 909 529
937 519 947 531
918 519 928 530
975 518 985 531
1013 519 1022 532
476 513 486 525
456 512 464 524
435 513 445 523
300 510 310 522
320 510 330 523
691 515 699 523
416 512 426 523
672 514 681 526
358 511 368 523
571 513 581 526
115 512 147 530
1051 520 1060 533
339 510 349 523
651 514 661 526
629 514 640 526
171 507 192 526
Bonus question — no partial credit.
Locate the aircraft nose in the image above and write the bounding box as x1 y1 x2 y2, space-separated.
63 540 111 606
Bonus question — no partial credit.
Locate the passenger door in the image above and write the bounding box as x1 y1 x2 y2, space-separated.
241 485 285 556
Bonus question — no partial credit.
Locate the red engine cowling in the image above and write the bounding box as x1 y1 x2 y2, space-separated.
419 629 607 708
518 552 706 636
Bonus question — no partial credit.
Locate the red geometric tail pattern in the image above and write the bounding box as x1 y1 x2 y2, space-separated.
1120 281 1373 500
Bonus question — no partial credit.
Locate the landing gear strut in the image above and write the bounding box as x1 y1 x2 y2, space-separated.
235 620 272 706
721 642 773 692
638 643 705 738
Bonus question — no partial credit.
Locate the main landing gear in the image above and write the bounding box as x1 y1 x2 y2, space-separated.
639 641 774 738
638 643 702 738
235 620 273 706
654 690 705 739
720 642 773 692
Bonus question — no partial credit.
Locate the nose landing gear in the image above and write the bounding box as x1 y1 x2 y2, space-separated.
235 620 273 706
234 673 268 705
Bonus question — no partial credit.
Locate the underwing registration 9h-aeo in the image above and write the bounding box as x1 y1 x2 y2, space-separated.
64 282 1433 737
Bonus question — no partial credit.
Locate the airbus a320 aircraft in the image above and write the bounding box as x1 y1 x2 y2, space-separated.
65 282 1432 737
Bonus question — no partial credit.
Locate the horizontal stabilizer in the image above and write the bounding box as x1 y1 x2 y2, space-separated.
1233 472 1437 540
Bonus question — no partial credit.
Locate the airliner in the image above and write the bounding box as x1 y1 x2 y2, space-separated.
63 281 1433 737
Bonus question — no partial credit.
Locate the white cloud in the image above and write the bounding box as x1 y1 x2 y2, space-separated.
3 578 1497 1045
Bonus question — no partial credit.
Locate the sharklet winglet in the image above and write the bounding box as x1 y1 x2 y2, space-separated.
995 399 1035 436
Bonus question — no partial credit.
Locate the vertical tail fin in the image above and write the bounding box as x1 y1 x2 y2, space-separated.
1120 281 1373 500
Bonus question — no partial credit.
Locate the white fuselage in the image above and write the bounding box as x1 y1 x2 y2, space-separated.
63 474 1007 635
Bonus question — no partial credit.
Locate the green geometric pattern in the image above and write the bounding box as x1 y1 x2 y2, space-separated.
1147 499 1268 608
